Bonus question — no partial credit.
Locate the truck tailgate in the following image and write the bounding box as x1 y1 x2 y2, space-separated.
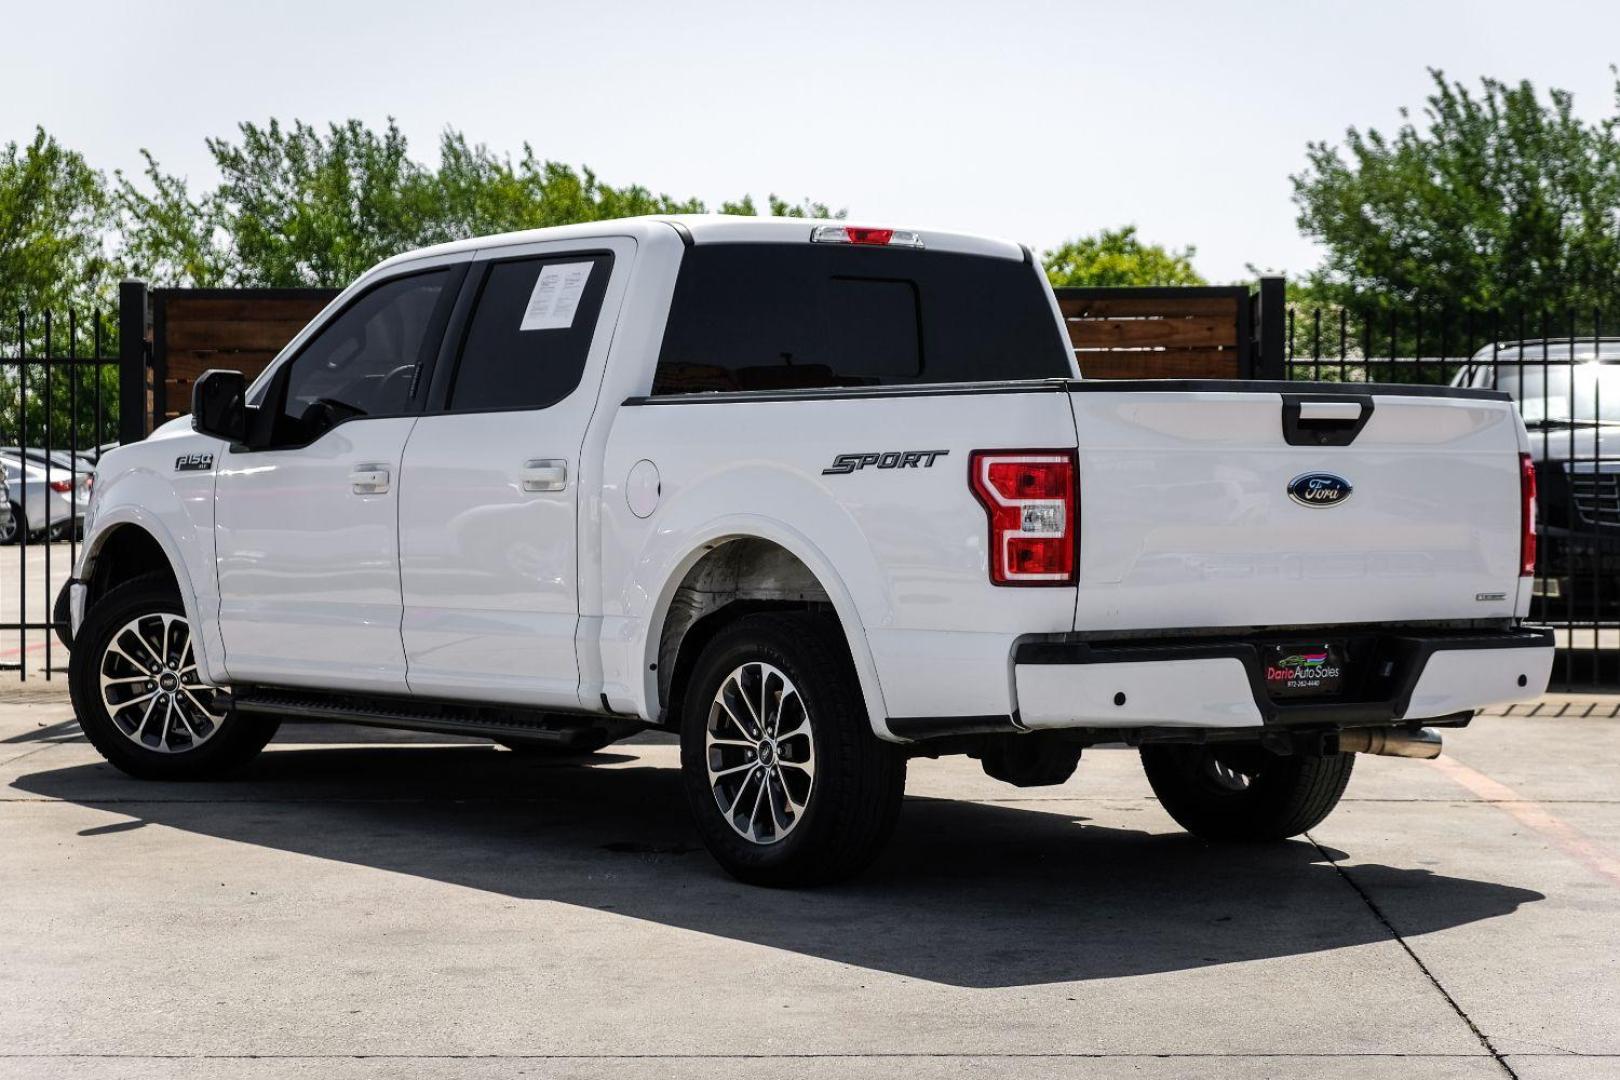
1068 386 1526 631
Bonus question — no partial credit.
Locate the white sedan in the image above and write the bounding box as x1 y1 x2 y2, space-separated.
0 455 90 543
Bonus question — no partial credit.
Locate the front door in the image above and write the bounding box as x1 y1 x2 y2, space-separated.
398 243 624 707
215 267 458 693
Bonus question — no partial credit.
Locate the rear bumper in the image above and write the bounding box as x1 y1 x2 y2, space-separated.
1011 626 1554 733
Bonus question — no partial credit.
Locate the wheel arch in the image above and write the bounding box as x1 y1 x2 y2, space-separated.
82 523 176 605
79 510 222 685
646 524 892 739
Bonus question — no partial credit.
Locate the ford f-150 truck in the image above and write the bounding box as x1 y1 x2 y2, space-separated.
65 216 1553 885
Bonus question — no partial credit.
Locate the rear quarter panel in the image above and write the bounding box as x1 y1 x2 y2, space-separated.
596 389 1079 732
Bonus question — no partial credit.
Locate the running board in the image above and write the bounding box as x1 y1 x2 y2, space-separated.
230 686 643 747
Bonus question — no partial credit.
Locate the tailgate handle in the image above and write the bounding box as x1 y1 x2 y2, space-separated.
1282 394 1374 447
1297 401 1363 421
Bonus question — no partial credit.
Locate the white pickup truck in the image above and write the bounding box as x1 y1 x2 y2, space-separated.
66 216 1553 885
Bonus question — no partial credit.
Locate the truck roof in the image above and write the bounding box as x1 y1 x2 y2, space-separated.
373 215 1027 276
1469 338 1620 361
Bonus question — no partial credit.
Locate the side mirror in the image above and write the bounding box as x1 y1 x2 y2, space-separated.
192 369 247 443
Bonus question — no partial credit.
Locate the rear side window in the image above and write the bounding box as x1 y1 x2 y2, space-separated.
448 252 614 412
654 244 1069 394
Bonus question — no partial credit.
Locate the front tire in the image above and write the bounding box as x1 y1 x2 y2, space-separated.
70 575 278 780
1141 743 1354 841
680 612 905 887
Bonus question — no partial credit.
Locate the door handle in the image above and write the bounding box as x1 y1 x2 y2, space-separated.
349 464 391 495
521 459 568 493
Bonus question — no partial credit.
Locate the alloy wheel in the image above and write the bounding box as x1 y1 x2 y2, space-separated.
98 612 227 754
705 661 816 845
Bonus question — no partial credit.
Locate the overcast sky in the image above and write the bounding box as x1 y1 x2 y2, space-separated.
6 0 1619 282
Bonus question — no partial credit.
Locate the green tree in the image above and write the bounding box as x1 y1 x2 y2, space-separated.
114 150 230 287
205 118 440 287
0 129 119 448
119 119 845 288
1042 226 1205 287
1293 69 1620 316
0 128 116 320
717 194 842 219
429 131 708 241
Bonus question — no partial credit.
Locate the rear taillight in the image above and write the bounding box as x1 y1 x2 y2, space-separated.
48 479 71 493
969 450 1077 585
1520 452 1537 577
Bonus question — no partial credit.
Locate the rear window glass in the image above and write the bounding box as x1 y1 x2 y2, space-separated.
448 252 613 412
654 243 1070 394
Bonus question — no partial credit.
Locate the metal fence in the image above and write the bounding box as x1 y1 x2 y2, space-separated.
1284 304 1620 690
2 309 120 681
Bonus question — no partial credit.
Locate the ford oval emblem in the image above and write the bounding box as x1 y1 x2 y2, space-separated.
1288 472 1352 507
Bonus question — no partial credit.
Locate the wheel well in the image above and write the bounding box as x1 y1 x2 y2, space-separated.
85 525 178 606
656 538 839 730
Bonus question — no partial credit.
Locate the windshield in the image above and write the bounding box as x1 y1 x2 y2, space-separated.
1497 364 1620 424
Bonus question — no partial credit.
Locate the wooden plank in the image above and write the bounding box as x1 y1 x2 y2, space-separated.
164 297 333 323
1076 350 1240 380
165 319 312 351
1057 296 1239 319
1068 316 1236 349
165 350 280 384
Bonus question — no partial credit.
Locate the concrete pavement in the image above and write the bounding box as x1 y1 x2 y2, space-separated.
1 689 1617 1079
0 539 75 681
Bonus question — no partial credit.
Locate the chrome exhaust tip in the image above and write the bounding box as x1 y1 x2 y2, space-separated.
1339 727 1443 760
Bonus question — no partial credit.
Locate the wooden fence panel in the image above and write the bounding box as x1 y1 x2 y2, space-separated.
1056 286 1252 380
151 288 338 427
139 283 1257 432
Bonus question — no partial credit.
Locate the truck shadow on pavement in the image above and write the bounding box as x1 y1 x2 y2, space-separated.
14 737 1545 990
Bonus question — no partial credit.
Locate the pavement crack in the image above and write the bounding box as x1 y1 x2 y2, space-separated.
1308 832 1519 1080
0 740 73 770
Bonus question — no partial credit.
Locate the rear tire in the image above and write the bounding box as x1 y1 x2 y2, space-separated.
1141 743 1353 841
69 574 278 780
680 612 905 887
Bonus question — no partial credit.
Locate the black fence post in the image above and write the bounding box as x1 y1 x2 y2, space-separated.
1251 275 1287 380
118 280 148 444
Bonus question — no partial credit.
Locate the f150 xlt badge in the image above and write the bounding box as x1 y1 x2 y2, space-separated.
1287 471 1352 507
822 449 949 475
174 452 214 472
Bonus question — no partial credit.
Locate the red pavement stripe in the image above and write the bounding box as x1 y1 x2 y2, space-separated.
1429 755 1620 889
0 642 49 659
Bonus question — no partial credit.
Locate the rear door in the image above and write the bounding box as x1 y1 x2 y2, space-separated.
1067 386 1526 631
397 238 631 707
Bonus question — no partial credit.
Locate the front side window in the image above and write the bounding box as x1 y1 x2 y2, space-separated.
447 252 614 412
265 269 452 445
